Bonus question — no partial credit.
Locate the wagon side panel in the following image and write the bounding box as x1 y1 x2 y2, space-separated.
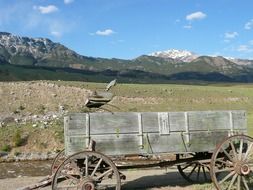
64 113 88 156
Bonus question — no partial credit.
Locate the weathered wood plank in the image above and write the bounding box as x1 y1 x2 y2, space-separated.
187 111 246 131
188 130 247 152
232 111 247 130
66 135 87 156
142 133 188 154
168 112 187 132
142 112 159 133
92 134 144 156
89 112 140 134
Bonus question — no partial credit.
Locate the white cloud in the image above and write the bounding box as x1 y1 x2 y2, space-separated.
237 45 253 52
249 40 253 45
64 0 74 4
245 19 253 30
186 11 206 21
48 19 73 38
95 29 115 36
34 5 58 14
51 31 62 37
224 32 238 39
183 25 192 29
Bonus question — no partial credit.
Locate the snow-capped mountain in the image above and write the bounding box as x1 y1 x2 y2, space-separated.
2 31 253 82
149 49 199 62
0 32 81 60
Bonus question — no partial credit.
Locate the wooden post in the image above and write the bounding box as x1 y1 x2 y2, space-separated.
184 112 190 146
158 112 170 135
138 113 144 149
229 111 234 136
85 114 90 148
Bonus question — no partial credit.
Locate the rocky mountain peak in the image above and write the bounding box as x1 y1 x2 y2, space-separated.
149 49 199 62
0 32 80 60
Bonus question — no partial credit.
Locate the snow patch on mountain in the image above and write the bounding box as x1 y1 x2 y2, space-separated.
149 49 199 62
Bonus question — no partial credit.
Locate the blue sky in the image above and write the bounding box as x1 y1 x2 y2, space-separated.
0 0 253 60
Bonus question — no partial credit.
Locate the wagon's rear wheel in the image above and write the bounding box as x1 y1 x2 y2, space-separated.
52 151 121 190
210 135 253 190
51 149 66 174
176 152 212 183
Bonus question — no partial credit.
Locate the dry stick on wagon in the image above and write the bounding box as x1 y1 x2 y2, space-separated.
84 79 119 111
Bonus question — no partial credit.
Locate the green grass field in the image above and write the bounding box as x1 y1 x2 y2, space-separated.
54 81 253 136
1 81 253 154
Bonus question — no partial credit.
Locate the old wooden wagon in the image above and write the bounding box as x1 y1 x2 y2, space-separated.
46 110 253 190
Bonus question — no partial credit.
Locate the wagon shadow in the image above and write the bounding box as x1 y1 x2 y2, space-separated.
122 171 191 190
121 170 194 189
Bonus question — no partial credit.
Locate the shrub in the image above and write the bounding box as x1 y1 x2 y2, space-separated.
13 130 23 147
13 110 20 114
14 151 21 156
39 142 48 149
1 144 11 152
18 105 25 110
36 104 46 114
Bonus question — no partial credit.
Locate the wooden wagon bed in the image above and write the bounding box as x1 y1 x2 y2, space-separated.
64 110 247 156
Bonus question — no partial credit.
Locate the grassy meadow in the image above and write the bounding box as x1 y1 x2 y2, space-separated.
1 81 253 154
55 81 253 136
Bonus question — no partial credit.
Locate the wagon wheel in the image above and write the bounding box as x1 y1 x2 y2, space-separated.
52 151 121 190
176 152 212 183
51 149 66 174
210 135 253 190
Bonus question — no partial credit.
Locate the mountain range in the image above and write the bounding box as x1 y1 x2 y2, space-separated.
1 32 253 83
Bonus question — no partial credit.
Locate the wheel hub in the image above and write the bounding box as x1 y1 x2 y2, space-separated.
241 164 251 175
79 179 95 190
234 161 251 175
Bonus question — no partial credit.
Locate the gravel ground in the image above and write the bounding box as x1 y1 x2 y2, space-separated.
0 168 215 190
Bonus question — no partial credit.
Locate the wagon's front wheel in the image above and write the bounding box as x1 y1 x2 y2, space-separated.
52 151 121 190
51 149 66 174
210 135 253 190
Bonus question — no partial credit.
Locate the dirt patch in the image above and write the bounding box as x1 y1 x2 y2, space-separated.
0 81 91 115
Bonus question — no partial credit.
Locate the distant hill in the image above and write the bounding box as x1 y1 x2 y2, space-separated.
1 32 253 83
